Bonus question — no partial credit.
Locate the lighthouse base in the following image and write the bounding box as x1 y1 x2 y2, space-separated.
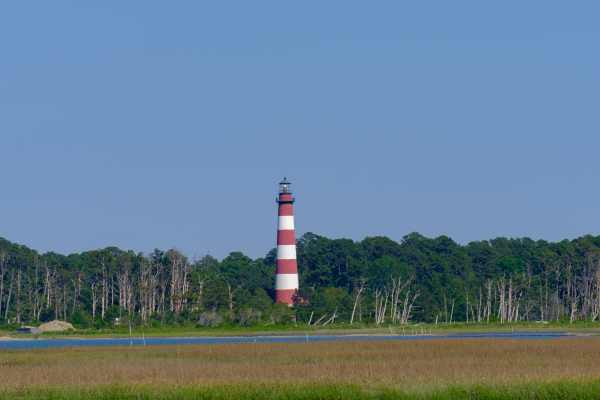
275 289 297 306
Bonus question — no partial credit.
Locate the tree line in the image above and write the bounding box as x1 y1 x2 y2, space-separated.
1 232 600 328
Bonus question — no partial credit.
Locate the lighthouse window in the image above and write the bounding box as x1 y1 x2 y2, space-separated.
279 178 291 193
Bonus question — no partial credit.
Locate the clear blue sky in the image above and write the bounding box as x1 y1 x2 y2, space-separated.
1 2 599 259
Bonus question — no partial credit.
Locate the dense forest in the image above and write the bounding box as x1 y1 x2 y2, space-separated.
1 232 600 329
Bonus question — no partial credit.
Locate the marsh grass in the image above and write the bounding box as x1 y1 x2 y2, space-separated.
4 382 600 400
2 338 600 398
3 338 600 388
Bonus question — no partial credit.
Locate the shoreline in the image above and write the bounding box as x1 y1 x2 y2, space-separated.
3 323 600 341
0 330 586 345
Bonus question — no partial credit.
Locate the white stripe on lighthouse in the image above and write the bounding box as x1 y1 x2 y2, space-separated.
277 245 296 260
278 215 295 230
275 273 299 290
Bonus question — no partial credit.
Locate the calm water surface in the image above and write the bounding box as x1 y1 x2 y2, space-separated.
0 331 574 350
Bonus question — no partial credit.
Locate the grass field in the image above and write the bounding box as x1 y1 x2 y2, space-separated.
5 382 600 400
2 337 600 398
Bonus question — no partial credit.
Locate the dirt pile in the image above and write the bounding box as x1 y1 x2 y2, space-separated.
38 320 74 333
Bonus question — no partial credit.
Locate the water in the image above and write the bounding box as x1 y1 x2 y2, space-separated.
0 331 574 350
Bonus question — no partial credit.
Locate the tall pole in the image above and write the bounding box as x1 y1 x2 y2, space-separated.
275 178 299 306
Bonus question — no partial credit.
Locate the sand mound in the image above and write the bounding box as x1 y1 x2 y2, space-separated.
38 320 74 333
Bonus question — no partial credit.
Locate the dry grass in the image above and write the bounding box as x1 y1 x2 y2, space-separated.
2 338 600 391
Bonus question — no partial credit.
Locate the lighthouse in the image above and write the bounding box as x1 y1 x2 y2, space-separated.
275 177 299 305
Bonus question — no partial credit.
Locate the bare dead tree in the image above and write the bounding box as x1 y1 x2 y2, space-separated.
4 269 14 322
168 250 190 315
399 289 419 325
374 288 388 325
350 280 366 325
322 308 337 326
0 251 6 318
465 289 470 324
15 269 21 324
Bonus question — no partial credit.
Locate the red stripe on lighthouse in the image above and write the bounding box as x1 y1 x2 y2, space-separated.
279 205 294 216
278 203 294 216
277 230 296 245
279 193 294 202
276 259 298 274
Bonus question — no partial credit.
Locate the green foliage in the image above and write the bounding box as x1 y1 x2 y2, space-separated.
70 310 92 329
269 303 295 324
2 232 600 328
297 287 353 322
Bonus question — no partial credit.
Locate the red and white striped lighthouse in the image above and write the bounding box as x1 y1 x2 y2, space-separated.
275 177 299 306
